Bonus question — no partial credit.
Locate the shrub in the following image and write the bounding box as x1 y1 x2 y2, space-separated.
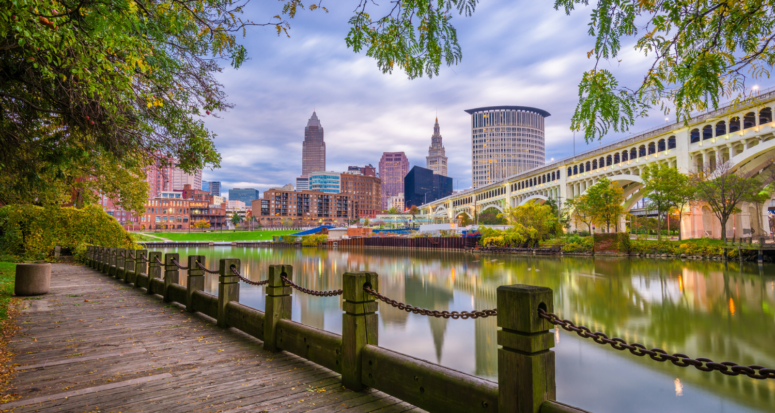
616 232 631 253
0 205 136 262
562 236 593 252
482 236 505 247
301 234 328 246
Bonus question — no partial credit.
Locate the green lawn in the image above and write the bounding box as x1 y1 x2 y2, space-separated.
131 233 166 242
0 262 16 322
136 230 297 242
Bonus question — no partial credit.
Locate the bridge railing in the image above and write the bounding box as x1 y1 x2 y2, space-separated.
84 246 774 412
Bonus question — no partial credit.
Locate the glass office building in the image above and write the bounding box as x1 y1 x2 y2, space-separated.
465 106 550 188
309 172 341 194
404 166 453 208
228 188 260 204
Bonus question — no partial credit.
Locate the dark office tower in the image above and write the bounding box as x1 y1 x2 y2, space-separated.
302 111 326 176
404 166 453 208
209 181 221 197
229 188 260 204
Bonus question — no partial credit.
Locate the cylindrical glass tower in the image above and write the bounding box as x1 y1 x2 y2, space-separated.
465 106 550 188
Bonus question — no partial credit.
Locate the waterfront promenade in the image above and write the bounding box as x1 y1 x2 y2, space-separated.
1 264 419 412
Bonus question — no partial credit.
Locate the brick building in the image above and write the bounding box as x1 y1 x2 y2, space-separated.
252 189 355 227
378 152 409 211
139 198 191 230
340 172 381 219
189 200 227 229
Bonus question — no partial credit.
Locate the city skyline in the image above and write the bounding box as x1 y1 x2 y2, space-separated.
197 1 775 197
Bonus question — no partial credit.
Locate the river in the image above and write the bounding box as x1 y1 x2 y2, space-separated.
150 246 775 413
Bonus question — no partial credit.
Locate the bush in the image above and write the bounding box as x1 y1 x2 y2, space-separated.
562 236 593 252
616 232 631 253
301 234 327 246
0 205 136 262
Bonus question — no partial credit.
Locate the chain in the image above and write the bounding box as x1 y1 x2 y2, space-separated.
281 276 342 297
229 266 269 286
140 252 149 263
171 258 189 270
538 309 775 380
128 250 135 260
363 286 497 319
154 256 164 266
195 261 220 274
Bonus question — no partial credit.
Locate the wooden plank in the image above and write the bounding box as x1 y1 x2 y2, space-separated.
278 318 342 373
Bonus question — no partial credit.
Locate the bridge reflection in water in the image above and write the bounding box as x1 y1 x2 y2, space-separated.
155 246 775 413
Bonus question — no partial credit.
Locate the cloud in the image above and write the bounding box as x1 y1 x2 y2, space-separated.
201 0 775 195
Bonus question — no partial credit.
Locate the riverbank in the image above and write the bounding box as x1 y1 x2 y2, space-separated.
133 229 296 242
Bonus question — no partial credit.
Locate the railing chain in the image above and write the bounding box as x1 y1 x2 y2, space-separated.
538 309 775 380
229 265 269 286
171 258 189 270
364 286 497 319
281 276 342 297
195 261 220 274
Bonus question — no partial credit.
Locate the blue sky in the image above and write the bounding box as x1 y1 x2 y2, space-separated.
201 0 772 197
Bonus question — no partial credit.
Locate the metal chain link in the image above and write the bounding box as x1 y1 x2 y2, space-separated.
171 258 189 270
154 256 164 266
195 261 220 274
364 286 497 319
538 309 775 380
139 252 149 263
128 250 135 260
229 266 269 286
281 276 343 297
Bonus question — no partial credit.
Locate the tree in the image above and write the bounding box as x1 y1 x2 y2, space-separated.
641 164 692 240
457 213 473 226
408 206 419 224
2 0 478 209
363 218 370 227
691 162 762 243
499 203 559 240
585 178 624 233
230 212 242 228
478 208 507 225
281 218 294 228
387 207 399 215
568 196 595 234
193 220 210 229
673 183 698 241
556 0 775 142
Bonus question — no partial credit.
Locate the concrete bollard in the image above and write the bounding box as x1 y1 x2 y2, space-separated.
15 263 51 296
341 272 378 391
497 285 556 413
163 253 179 302
263 265 293 352
186 255 206 312
147 252 162 294
217 258 240 328
135 249 147 288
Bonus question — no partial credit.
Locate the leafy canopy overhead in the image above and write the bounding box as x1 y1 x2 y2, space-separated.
1 0 477 209
555 0 775 142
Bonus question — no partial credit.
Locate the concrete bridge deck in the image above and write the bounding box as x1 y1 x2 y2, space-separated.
1 264 420 412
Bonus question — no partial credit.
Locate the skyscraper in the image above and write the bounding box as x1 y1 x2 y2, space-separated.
404 166 452 208
228 188 260 204
302 111 326 175
466 106 550 188
209 181 221 197
172 164 202 191
378 152 410 211
426 118 448 177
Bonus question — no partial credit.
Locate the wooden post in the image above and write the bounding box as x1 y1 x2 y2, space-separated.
759 237 764 263
497 285 556 413
124 250 136 284
263 265 293 352
147 252 162 295
135 249 147 288
217 258 240 327
103 247 110 273
97 247 104 272
342 272 378 391
164 253 180 303
118 249 128 281
186 255 206 312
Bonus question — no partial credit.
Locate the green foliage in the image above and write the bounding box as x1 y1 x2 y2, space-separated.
617 232 631 253
555 0 775 141
641 164 694 240
341 0 478 78
478 208 506 225
457 213 473 226
0 205 136 261
629 238 725 256
478 225 536 247
586 177 625 232
562 235 593 253
230 213 242 227
0 262 15 323
301 234 328 246
499 203 560 239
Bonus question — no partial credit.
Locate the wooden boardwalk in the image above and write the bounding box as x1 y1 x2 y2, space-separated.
1 264 421 412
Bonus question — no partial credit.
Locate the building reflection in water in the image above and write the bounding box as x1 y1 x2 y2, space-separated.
152 246 775 413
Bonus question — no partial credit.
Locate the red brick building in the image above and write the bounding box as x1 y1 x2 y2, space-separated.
340 172 381 219
190 200 227 229
140 198 191 230
252 189 355 227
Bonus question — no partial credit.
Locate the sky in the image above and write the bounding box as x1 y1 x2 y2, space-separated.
201 0 772 197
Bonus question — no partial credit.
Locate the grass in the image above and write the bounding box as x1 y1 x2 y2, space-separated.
0 262 16 323
131 233 165 242
135 229 297 242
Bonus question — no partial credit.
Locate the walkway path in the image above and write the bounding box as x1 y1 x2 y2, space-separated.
1 264 420 412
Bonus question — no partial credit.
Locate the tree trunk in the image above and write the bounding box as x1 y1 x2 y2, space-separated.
720 216 728 243
677 211 683 241
656 213 662 241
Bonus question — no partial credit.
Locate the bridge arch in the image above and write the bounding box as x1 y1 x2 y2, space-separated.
480 203 504 214
519 195 549 205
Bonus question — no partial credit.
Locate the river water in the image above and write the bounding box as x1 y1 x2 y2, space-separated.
150 246 775 413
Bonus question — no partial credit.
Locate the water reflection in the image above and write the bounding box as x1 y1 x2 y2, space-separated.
154 246 775 413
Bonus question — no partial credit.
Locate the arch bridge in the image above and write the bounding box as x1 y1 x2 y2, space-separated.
422 91 775 238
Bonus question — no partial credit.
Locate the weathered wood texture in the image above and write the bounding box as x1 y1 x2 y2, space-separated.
540 401 593 413
361 344 498 413
2 264 423 412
